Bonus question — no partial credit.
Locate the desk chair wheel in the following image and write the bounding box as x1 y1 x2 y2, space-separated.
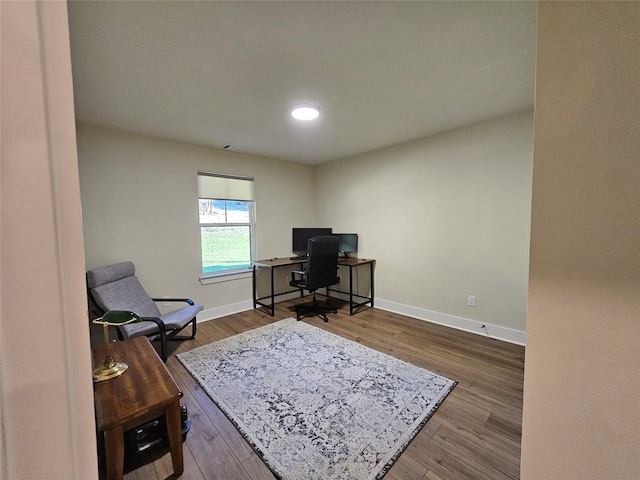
294 294 337 323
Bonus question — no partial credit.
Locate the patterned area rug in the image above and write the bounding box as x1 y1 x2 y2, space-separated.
177 318 456 480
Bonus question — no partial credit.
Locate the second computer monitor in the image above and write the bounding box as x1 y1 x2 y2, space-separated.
292 227 333 257
335 233 358 257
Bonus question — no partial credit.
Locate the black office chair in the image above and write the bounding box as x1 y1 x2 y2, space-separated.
289 235 340 322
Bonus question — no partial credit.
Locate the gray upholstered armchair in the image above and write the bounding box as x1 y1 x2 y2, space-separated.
86 261 203 361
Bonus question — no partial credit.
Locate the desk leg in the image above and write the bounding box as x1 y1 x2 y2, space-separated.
252 265 257 309
349 264 354 315
166 399 184 476
270 267 275 316
104 425 125 480
370 261 375 308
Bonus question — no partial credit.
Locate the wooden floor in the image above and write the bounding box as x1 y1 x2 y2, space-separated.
117 298 525 480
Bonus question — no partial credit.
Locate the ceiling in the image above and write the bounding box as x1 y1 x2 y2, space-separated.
67 1 537 165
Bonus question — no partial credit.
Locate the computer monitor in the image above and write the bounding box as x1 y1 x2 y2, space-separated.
335 233 358 257
292 227 332 257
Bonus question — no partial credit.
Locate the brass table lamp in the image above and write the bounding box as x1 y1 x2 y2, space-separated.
92 310 142 382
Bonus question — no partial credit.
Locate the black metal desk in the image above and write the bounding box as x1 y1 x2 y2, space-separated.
331 257 375 315
252 256 375 316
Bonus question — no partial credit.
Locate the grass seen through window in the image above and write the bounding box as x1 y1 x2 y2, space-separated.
201 226 251 273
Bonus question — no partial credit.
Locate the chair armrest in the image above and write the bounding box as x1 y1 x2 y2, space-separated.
290 270 307 288
151 297 196 306
140 317 167 332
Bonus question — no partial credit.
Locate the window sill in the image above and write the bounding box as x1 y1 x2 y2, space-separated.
199 269 252 285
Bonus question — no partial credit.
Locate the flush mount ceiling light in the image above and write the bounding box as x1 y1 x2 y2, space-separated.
291 103 320 121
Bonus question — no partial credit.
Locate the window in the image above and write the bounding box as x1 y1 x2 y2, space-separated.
198 172 255 276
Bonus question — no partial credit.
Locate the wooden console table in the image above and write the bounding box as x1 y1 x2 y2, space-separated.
92 336 184 480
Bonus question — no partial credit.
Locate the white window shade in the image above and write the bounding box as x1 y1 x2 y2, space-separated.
197 173 253 201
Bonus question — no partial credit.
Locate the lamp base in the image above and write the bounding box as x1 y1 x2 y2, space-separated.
92 361 129 382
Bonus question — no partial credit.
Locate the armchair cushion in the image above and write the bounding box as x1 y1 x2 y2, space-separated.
86 261 161 318
119 304 204 339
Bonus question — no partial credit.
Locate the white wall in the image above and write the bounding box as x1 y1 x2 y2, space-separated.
316 111 533 341
521 3 639 478
78 112 533 342
78 113 533 342
1 2 98 478
78 124 316 319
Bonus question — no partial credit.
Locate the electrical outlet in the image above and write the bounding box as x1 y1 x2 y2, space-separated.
336 275 341 284
467 295 476 307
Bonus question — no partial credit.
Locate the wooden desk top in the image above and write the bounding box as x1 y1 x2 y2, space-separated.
338 256 375 266
254 256 375 268
93 337 181 431
253 257 307 268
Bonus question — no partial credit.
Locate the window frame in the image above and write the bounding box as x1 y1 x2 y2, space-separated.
197 172 256 280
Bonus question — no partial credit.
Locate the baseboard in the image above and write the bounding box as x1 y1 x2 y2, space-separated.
194 297 526 346
196 291 306 323
375 298 526 346
196 300 254 323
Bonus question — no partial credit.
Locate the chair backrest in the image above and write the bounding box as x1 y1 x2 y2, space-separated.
86 261 161 318
305 236 339 292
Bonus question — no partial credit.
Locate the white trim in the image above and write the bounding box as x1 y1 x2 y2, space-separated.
375 298 526 346
200 270 252 285
196 300 254 322
194 296 526 346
